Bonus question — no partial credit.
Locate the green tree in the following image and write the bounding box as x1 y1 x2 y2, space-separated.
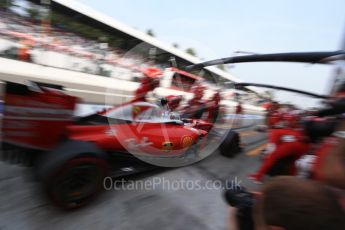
0 0 14 9
26 3 41 20
185 48 197 57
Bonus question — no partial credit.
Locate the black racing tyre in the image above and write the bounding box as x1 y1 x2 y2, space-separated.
219 131 242 157
34 140 110 209
43 156 110 209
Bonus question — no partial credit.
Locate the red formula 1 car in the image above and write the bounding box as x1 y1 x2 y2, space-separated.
0 81 236 209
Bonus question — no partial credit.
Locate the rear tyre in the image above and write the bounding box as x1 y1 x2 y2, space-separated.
34 140 110 209
43 156 109 209
219 130 242 158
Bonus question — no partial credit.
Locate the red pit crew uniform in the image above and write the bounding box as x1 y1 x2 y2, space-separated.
249 128 310 182
133 68 162 102
205 91 221 123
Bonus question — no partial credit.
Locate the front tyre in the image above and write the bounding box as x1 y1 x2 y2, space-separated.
219 130 242 157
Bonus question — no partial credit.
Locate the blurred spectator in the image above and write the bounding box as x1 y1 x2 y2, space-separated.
0 6 159 79
18 39 31 62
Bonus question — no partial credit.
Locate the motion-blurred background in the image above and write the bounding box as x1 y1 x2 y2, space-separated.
0 1 344 229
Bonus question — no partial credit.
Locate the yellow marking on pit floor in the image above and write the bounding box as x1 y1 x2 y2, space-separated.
239 130 258 138
246 143 267 156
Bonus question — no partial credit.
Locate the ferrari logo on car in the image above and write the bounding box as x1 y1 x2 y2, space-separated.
162 141 174 152
181 136 193 148
132 106 141 118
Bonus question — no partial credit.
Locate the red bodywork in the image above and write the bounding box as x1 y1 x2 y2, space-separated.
2 82 211 159
2 84 78 150
66 120 208 157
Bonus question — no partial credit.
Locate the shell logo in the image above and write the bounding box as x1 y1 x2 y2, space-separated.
181 136 193 148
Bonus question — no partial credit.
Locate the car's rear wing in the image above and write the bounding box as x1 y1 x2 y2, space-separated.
1 82 78 150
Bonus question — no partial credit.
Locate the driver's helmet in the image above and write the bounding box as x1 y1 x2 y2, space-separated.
166 95 183 111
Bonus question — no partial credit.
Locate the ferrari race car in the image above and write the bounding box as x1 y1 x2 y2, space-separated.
0 81 237 209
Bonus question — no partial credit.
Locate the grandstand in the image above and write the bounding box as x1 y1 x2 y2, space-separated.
0 0 264 110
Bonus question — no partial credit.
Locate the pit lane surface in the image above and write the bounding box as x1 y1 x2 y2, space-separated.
0 125 266 230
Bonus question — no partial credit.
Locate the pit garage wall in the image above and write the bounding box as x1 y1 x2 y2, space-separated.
0 56 137 105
